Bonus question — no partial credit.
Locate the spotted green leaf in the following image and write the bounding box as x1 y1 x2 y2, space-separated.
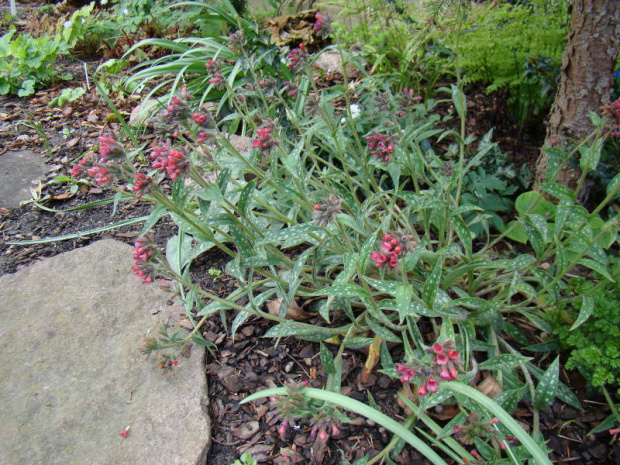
478 354 532 371
533 356 560 410
396 283 414 323
538 183 576 202
320 342 336 375
569 296 594 331
260 223 325 248
423 261 442 308
606 172 620 199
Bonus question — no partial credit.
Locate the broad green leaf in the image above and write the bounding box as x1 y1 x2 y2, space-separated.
494 387 526 413
263 322 336 340
527 362 581 409
555 239 567 276
504 254 535 272
577 258 614 281
366 318 402 343
238 179 256 216
579 140 602 173
505 220 528 243
606 172 620 199
364 277 399 295
451 214 472 257
569 296 594 331
589 413 618 434
523 222 544 257
451 84 466 119
334 253 359 286
478 354 532 371
533 356 560 410
260 223 325 248
538 183 576 202
313 283 370 299
423 261 442 308
396 283 414 323
515 191 554 216
319 343 336 375
229 224 253 258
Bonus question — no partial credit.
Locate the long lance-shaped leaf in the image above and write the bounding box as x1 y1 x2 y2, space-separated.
6 216 148 245
441 382 552 465
242 387 448 465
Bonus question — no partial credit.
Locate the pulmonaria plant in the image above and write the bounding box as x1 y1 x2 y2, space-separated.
453 413 518 454
396 340 463 396
602 97 620 138
397 88 423 117
271 383 345 443
312 194 344 227
370 231 417 268
205 59 226 90
131 237 158 284
287 43 309 72
252 120 281 157
69 135 126 186
150 145 191 181
313 12 332 39
366 131 397 162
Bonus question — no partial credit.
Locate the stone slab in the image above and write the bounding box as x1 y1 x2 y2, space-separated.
0 150 49 209
0 240 211 465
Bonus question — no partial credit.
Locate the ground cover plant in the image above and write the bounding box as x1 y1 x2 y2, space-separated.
61 3 620 462
2 0 619 463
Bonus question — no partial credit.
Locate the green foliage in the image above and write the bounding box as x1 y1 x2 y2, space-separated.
0 30 68 96
82 9 620 462
446 0 569 124
49 87 87 108
0 2 97 96
549 262 620 393
230 454 257 465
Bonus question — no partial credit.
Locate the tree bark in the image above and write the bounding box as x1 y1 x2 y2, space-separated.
535 0 620 191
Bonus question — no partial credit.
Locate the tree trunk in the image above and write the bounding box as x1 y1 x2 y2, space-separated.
534 0 620 192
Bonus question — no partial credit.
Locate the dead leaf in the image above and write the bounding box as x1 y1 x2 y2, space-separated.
476 375 502 398
51 192 75 201
236 443 273 461
429 403 460 421
87 111 99 123
267 298 313 321
396 382 415 415
66 137 80 148
232 421 260 440
360 335 382 384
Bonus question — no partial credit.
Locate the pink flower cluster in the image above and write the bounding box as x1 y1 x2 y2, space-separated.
397 88 423 117
282 81 299 99
252 126 280 155
287 43 309 72
395 340 462 397
205 59 226 89
150 145 190 180
365 132 396 162
313 12 331 38
69 135 125 186
132 172 154 198
603 98 620 138
131 237 156 284
370 233 405 268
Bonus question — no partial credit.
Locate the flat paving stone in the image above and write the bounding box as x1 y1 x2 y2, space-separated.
0 240 211 465
0 150 49 209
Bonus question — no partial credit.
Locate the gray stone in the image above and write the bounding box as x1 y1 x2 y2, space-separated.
0 240 211 465
0 150 49 209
